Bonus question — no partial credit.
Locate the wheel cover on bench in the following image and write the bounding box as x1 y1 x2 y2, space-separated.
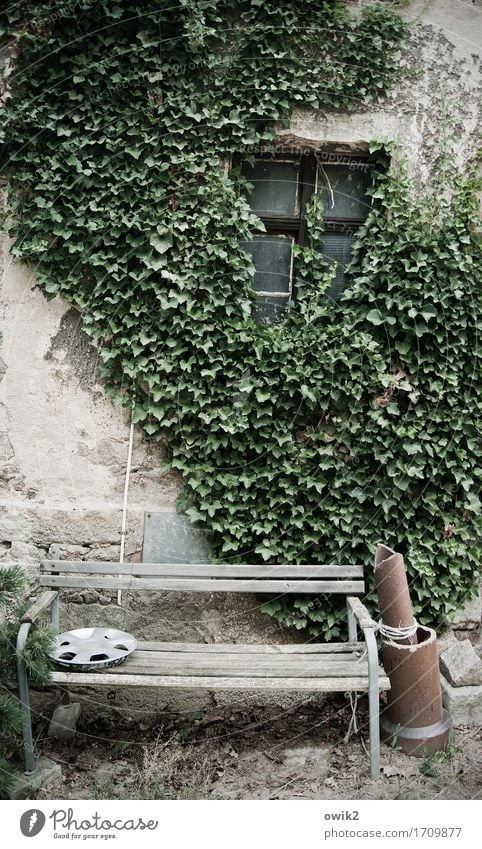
50 628 137 671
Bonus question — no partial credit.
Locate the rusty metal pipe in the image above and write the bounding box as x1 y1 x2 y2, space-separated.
380 626 452 755
374 544 418 646
374 544 452 756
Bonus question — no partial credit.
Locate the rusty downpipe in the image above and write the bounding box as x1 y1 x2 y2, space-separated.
374 544 452 756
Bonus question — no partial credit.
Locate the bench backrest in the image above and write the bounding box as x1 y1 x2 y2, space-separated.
39 560 364 595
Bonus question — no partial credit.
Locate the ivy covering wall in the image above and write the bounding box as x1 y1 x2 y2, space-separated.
0 1 480 638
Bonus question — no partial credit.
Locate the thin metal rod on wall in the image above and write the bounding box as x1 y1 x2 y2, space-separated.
118 408 135 607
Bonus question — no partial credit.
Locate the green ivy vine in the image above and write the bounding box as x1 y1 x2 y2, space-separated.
0 1 480 638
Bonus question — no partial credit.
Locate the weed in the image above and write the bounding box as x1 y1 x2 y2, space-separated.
419 732 461 778
388 724 402 751
91 733 213 800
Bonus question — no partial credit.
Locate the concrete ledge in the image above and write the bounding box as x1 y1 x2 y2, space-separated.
10 757 62 800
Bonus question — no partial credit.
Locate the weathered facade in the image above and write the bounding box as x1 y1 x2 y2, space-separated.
1 0 480 686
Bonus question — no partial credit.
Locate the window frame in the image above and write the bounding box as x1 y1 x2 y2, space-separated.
245 232 295 299
237 149 372 317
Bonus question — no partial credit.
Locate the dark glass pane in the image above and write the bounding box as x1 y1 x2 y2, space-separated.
321 233 355 301
241 160 299 216
252 297 290 326
241 235 293 294
317 164 371 220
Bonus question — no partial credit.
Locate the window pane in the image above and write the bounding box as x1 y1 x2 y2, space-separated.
252 297 290 326
242 160 299 216
317 164 371 220
321 232 355 301
241 235 293 294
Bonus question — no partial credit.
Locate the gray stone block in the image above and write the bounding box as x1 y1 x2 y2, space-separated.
48 702 82 740
441 676 482 726
436 630 457 656
440 639 482 687
10 757 62 799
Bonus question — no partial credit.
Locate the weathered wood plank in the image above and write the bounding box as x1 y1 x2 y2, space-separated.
86 658 373 678
123 650 368 666
347 596 377 630
50 671 390 690
39 575 364 594
40 561 364 579
131 650 363 664
135 641 361 654
73 666 374 679
21 591 58 624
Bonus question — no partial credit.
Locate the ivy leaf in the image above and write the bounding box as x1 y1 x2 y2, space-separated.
256 545 278 561
366 309 384 325
420 306 437 322
150 234 172 254
260 601 283 617
464 494 481 514
300 384 317 403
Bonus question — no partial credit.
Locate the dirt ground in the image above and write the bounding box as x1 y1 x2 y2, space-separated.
23 694 481 801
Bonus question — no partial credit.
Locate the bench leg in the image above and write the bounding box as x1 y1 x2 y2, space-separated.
51 594 60 632
364 626 380 779
346 599 358 642
16 622 36 775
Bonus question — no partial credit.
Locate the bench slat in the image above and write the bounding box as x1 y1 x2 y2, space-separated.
132 650 361 664
40 561 364 579
136 641 360 654
86 657 371 678
50 671 390 691
79 665 374 679
122 650 366 666
40 575 364 594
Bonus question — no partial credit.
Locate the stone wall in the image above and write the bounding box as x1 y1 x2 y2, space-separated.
277 0 481 184
0 241 181 569
1 1 480 686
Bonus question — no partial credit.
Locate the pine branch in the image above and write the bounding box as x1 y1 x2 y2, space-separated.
0 755 17 799
0 567 25 606
0 623 18 682
0 566 55 796
19 625 56 686
0 695 23 736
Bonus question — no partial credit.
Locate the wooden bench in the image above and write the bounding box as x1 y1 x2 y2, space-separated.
16 555 389 779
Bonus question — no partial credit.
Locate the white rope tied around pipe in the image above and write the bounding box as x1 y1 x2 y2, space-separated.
377 618 419 641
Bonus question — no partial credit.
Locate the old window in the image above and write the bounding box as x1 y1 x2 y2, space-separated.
239 151 373 324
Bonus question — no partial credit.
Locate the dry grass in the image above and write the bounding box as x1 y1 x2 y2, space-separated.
91 733 213 800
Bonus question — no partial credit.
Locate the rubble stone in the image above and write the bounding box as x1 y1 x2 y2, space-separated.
47 702 82 740
441 677 482 727
440 639 482 687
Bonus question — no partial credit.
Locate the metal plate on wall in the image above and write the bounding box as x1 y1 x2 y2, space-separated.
142 511 212 564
